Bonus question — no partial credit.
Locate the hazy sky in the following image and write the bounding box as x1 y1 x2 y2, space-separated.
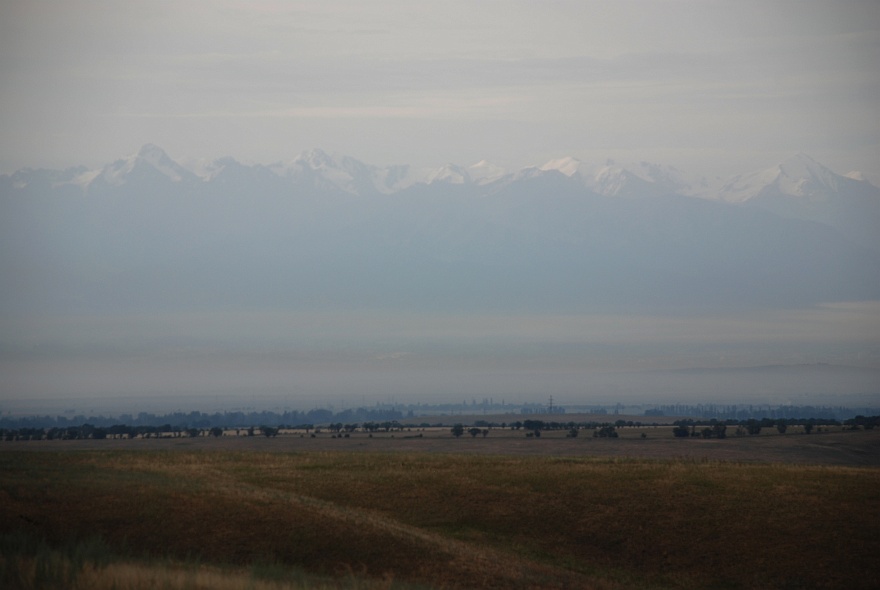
3 304 879 415
2 0 878 176
2 1 880 416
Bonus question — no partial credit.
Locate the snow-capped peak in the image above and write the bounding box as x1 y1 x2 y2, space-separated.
539 156 588 177
180 156 251 182
292 148 338 170
718 153 843 203
777 152 827 177
94 143 192 187
425 163 470 185
135 144 189 181
592 164 638 195
467 160 507 185
535 157 693 198
268 149 361 194
631 160 697 194
137 143 169 163
10 147 874 206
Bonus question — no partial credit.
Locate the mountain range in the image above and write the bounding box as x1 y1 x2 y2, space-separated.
2 146 878 314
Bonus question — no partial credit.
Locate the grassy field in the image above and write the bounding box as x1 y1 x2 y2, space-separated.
1 430 879 589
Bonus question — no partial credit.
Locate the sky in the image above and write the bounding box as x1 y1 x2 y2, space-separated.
1 0 879 177
2 1 880 417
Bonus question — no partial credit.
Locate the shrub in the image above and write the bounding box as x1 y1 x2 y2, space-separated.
594 425 618 438
672 425 690 438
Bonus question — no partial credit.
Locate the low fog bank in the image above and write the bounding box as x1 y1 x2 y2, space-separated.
2 305 878 416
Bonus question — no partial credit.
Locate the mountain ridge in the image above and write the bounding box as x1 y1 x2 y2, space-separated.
6 144 877 254
2 145 878 315
5 144 876 201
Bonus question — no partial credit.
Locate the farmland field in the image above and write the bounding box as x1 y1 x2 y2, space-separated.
1 428 878 589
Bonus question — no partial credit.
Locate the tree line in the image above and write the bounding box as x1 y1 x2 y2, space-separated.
645 403 878 421
0 419 426 441
0 407 407 431
671 416 878 438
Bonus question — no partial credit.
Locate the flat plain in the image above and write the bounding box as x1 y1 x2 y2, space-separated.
6 421 879 466
2 426 878 589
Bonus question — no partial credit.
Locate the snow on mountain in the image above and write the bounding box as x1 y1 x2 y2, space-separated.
4 145 875 209
179 155 242 181
511 165 547 182
591 164 663 198
536 156 695 198
69 168 103 188
370 164 425 193
539 156 590 178
3 146 879 313
268 148 361 195
842 169 880 187
715 153 880 253
467 160 508 185
630 160 703 195
137 144 188 180
266 148 426 195
0 166 92 194
89 144 198 189
717 153 846 204
424 163 471 185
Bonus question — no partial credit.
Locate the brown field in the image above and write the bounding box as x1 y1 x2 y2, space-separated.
5 423 879 466
1 428 879 589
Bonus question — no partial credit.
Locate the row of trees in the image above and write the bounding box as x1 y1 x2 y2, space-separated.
1 420 418 441
450 424 490 438
5 415 876 442
0 407 410 430
670 416 878 438
450 423 623 438
0 423 285 441
645 404 877 421
4 402 877 432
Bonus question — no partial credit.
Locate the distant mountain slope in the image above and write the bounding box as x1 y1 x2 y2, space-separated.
717 153 880 253
1 146 878 314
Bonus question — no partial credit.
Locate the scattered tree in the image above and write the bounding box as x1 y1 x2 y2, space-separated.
594 425 618 438
673 424 690 438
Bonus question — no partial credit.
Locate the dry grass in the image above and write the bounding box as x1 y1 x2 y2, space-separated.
0 547 419 590
1 445 878 589
6 425 878 466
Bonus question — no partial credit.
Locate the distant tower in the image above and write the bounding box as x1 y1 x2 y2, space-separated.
548 395 554 414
